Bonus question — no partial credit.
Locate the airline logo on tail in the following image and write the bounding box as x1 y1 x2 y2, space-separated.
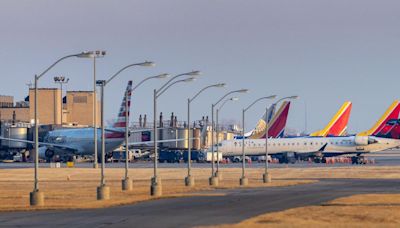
376 119 400 139
310 101 352 137
249 101 291 139
111 80 133 129
358 100 400 137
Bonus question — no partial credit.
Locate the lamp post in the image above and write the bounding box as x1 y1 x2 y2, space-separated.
263 95 298 183
209 89 249 186
53 76 69 126
31 51 94 206
96 61 155 200
84 50 106 169
122 73 169 191
215 97 239 181
240 95 276 186
151 71 201 196
185 83 226 187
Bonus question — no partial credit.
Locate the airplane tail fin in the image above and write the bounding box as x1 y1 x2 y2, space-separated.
248 104 276 139
112 81 133 128
310 101 352 137
267 101 291 138
358 100 400 137
249 101 291 139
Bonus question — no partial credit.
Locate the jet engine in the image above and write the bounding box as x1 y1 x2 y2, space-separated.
354 136 377 146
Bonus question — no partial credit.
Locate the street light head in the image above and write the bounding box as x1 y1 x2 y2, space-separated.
54 76 68 82
238 89 249 93
184 77 196 82
96 80 106 86
267 95 277 99
77 50 106 58
155 73 170 79
231 97 239 101
96 50 107 56
290 95 299 99
187 70 201 76
139 61 155 67
215 83 226 88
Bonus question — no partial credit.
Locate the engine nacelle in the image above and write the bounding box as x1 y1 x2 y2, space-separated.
354 136 377 146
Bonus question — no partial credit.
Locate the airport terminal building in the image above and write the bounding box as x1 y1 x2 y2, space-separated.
0 88 100 126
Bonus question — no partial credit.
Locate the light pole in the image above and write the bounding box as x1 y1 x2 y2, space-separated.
85 50 106 169
263 95 298 183
122 73 169 191
151 71 201 196
215 97 239 181
31 51 94 206
96 61 155 201
185 83 226 187
209 89 249 186
240 95 276 186
53 76 69 126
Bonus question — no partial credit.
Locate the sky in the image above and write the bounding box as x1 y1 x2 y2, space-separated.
1 0 400 133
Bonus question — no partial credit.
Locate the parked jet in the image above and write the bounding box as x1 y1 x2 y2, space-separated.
38 81 134 161
310 101 352 137
216 101 400 162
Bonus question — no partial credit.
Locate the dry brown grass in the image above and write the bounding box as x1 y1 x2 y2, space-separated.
211 194 400 228
0 167 313 212
265 165 400 179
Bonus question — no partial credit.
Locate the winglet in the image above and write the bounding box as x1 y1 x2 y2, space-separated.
318 143 328 152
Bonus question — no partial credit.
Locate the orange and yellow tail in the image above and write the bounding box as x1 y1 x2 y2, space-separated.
310 101 352 137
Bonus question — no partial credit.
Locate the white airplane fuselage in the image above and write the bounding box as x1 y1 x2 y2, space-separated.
217 136 400 157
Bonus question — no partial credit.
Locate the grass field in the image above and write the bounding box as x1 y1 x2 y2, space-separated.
213 194 400 227
0 167 313 212
1 165 400 212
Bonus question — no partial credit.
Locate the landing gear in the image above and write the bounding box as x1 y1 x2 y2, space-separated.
352 155 366 164
277 152 296 164
44 149 55 162
312 156 326 163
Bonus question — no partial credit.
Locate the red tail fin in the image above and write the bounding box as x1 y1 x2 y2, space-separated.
358 100 400 137
266 101 290 138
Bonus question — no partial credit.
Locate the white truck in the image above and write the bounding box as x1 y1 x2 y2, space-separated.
205 152 223 162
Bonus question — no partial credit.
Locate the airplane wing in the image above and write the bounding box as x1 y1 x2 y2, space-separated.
0 137 80 152
127 137 200 146
296 143 328 154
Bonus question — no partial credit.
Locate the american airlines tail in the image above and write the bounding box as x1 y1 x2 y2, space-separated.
249 101 291 139
112 80 133 129
358 100 400 137
310 101 352 137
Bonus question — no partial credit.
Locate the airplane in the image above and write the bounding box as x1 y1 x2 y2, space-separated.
37 80 134 161
310 101 352 137
0 80 203 162
241 101 291 139
216 101 400 163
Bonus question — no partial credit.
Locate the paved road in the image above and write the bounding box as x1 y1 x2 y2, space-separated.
1 178 400 228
